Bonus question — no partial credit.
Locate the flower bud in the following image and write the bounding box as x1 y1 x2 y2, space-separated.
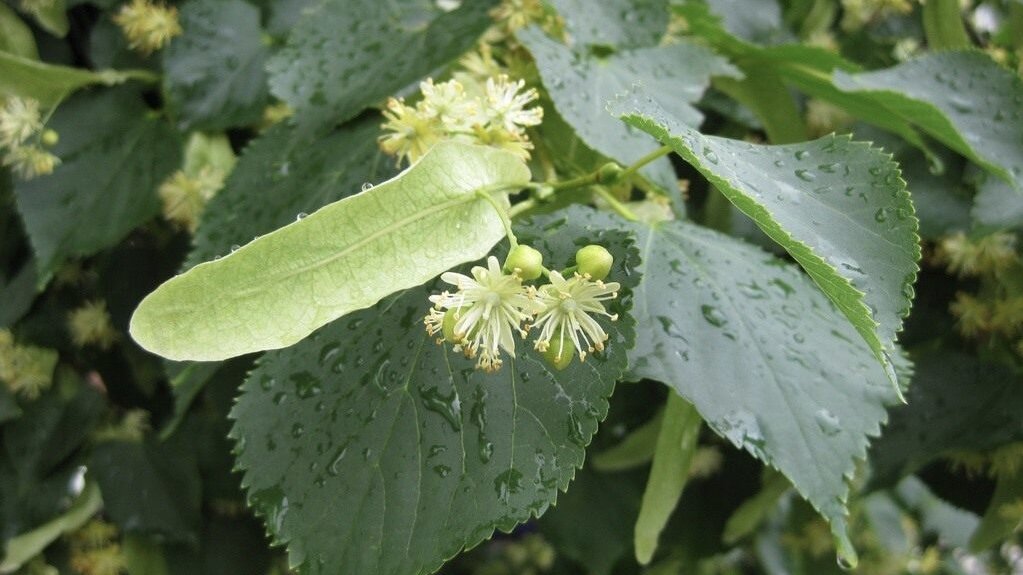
575 245 613 280
41 129 59 147
503 244 544 280
596 162 625 185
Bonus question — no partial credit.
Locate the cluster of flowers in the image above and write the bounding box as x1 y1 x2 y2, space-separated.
113 0 181 55
0 329 57 400
157 134 237 233
0 97 59 180
424 245 620 372
379 74 543 166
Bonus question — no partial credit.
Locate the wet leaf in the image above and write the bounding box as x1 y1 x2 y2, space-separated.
545 0 669 48
615 91 920 387
230 207 639 575
834 51 1023 192
131 143 529 361
624 219 897 565
518 26 738 198
162 0 269 131
268 0 496 131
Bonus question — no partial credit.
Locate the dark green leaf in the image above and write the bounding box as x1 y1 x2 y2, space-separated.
624 219 896 565
615 91 920 387
162 0 269 131
230 207 639 574
267 0 497 131
868 351 1023 490
187 118 395 267
0 385 21 424
90 439 201 543
545 0 668 48
518 26 738 198
834 51 1023 191
14 88 182 283
538 465 645 575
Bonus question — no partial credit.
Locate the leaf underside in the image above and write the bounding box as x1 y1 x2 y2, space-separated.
130 143 529 361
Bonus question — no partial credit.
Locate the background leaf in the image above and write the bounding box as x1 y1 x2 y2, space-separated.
130 143 529 361
162 0 269 131
867 351 1023 490
14 88 182 284
267 0 497 131
624 219 897 563
545 0 668 48
187 118 395 267
834 51 1023 191
519 26 738 198
230 207 639 574
615 92 920 385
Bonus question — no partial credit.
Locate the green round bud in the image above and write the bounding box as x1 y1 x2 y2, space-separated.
575 244 613 280
41 129 59 147
542 335 574 370
503 245 544 280
596 162 625 185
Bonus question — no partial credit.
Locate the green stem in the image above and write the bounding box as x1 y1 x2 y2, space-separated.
594 187 640 222
618 145 673 180
922 0 972 50
478 191 518 247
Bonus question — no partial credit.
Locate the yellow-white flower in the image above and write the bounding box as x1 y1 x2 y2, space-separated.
426 256 536 372
531 272 620 362
113 0 182 54
2 145 59 179
0 97 42 147
378 97 442 166
418 79 481 132
483 75 543 135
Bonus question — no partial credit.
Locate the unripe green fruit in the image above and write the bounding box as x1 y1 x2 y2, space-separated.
575 244 613 280
41 129 59 147
503 245 544 280
442 309 461 343
542 335 574 370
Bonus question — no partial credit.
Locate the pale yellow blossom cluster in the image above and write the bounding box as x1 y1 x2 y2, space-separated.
69 520 127 575
67 300 118 350
158 134 236 232
113 0 181 54
379 75 543 166
0 97 60 180
0 329 58 400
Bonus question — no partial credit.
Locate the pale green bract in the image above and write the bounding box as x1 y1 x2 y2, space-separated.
130 142 530 361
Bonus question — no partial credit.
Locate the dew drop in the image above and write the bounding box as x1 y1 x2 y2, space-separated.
795 169 816 182
700 305 727 328
361 182 374 192
296 212 308 221
814 409 841 436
